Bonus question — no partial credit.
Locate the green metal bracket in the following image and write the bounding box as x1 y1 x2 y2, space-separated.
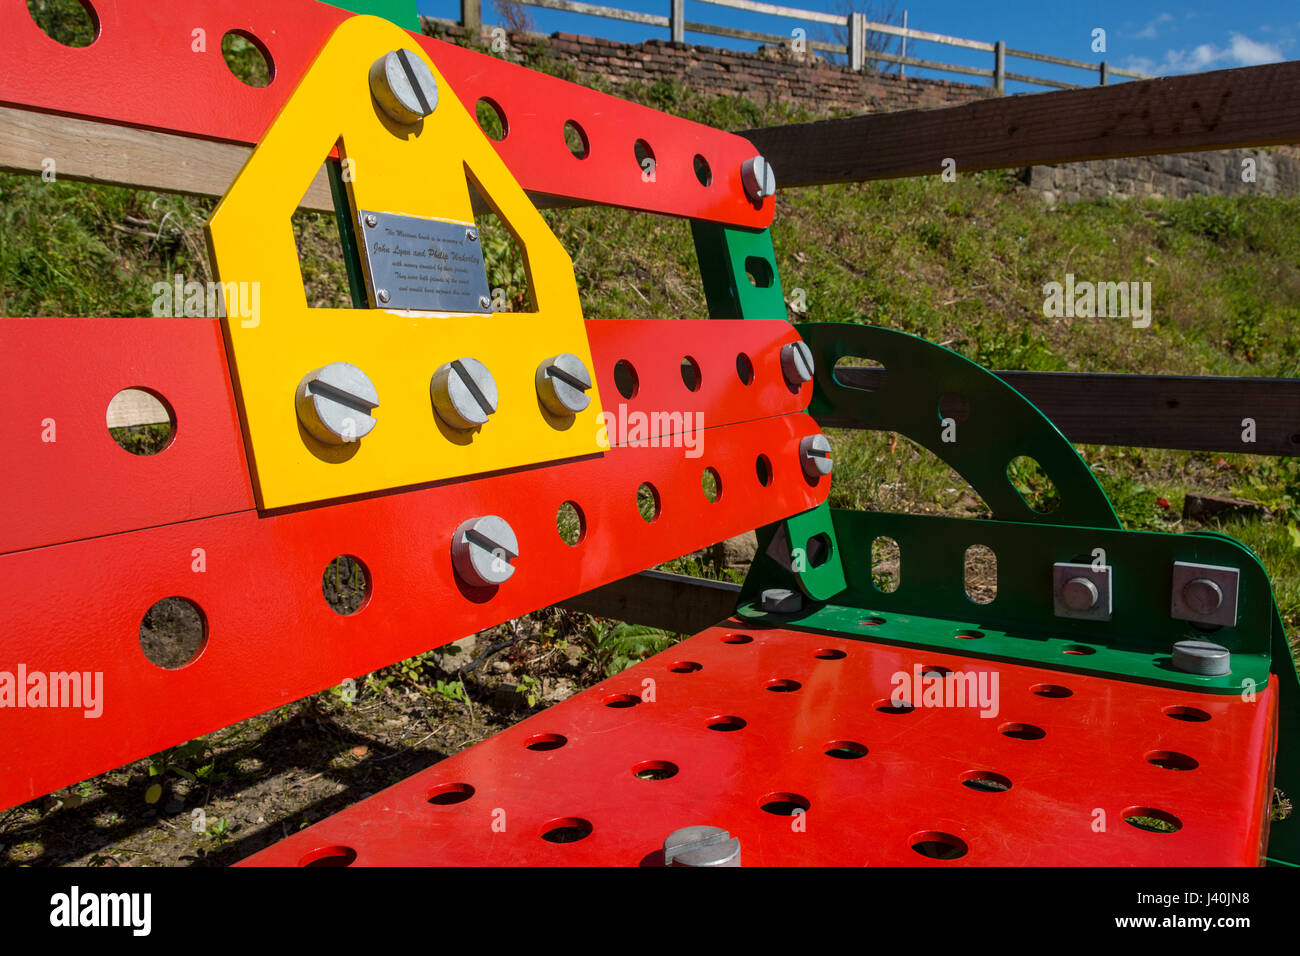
799 322 1120 529
327 159 369 310
739 500 846 602
690 222 788 320
323 0 422 30
742 509 1275 694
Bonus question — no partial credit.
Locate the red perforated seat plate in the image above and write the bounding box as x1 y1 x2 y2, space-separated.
241 623 1276 866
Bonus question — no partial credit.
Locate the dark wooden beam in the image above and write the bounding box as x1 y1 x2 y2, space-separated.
558 570 741 634
824 367 1300 455
741 60 1300 187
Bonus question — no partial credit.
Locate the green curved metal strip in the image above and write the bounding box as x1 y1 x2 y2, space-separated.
799 322 1120 529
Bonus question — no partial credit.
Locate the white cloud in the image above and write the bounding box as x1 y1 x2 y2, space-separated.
1131 32 1284 75
1228 32 1285 65
1132 13 1174 40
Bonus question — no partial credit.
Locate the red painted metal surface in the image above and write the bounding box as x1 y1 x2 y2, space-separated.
0 408 825 811
241 625 1278 866
0 318 807 555
0 318 255 555
421 40 772 226
0 0 770 227
587 320 809 432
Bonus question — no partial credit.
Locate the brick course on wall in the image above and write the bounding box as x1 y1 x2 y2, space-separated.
424 19 1300 202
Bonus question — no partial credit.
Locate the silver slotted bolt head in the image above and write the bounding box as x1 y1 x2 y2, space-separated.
664 826 741 867
369 48 439 124
1171 639 1231 676
760 587 803 614
741 155 776 202
780 340 815 387
431 358 499 430
799 433 833 480
451 515 518 588
536 353 593 416
295 362 379 445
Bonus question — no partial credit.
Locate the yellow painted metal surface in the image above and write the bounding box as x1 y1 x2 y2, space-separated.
207 15 603 509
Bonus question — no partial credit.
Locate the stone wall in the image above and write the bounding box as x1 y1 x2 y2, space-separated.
424 19 1300 202
1021 148 1300 204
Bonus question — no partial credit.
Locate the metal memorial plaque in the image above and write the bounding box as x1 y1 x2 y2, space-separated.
357 210 492 313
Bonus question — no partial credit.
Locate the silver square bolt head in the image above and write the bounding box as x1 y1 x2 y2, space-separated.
1170 561 1239 628
1052 561 1112 622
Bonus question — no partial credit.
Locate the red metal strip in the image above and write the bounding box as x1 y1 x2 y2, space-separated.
240 626 1277 866
417 38 772 226
0 318 255 555
0 318 807 554
0 415 825 812
588 319 809 440
0 0 770 226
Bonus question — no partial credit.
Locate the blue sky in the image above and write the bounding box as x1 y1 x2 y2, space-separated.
416 0 1295 93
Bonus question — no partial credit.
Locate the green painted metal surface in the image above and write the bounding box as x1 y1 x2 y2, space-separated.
327 159 369 309
742 510 1275 694
799 322 1120 529
323 0 422 30
690 223 788 320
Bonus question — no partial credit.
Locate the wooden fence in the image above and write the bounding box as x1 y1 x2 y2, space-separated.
453 0 1150 91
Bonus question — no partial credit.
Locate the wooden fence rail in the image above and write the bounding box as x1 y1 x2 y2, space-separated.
449 0 1148 91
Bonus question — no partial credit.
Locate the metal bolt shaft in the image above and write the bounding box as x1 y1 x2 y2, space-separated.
431 358 498 430
664 825 741 867
1061 577 1099 611
799 433 833 480
451 515 518 587
295 362 379 445
741 155 776 202
781 340 815 387
536 353 593 416
1182 578 1224 616
369 48 439 125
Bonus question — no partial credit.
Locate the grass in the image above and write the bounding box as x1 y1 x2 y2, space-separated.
2 78 1298 658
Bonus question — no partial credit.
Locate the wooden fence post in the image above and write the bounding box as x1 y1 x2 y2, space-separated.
461 0 481 33
671 0 684 43
850 12 865 71
1100 61 1109 85
994 40 1005 93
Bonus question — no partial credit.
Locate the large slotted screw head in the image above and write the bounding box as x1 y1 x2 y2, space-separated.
295 362 379 445
799 433 833 480
536 353 593 416
781 340 815 387
369 48 439 124
451 515 518 588
741 155 776 202
664 825 741 867
1171 639 1231 676
431 358 498 430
